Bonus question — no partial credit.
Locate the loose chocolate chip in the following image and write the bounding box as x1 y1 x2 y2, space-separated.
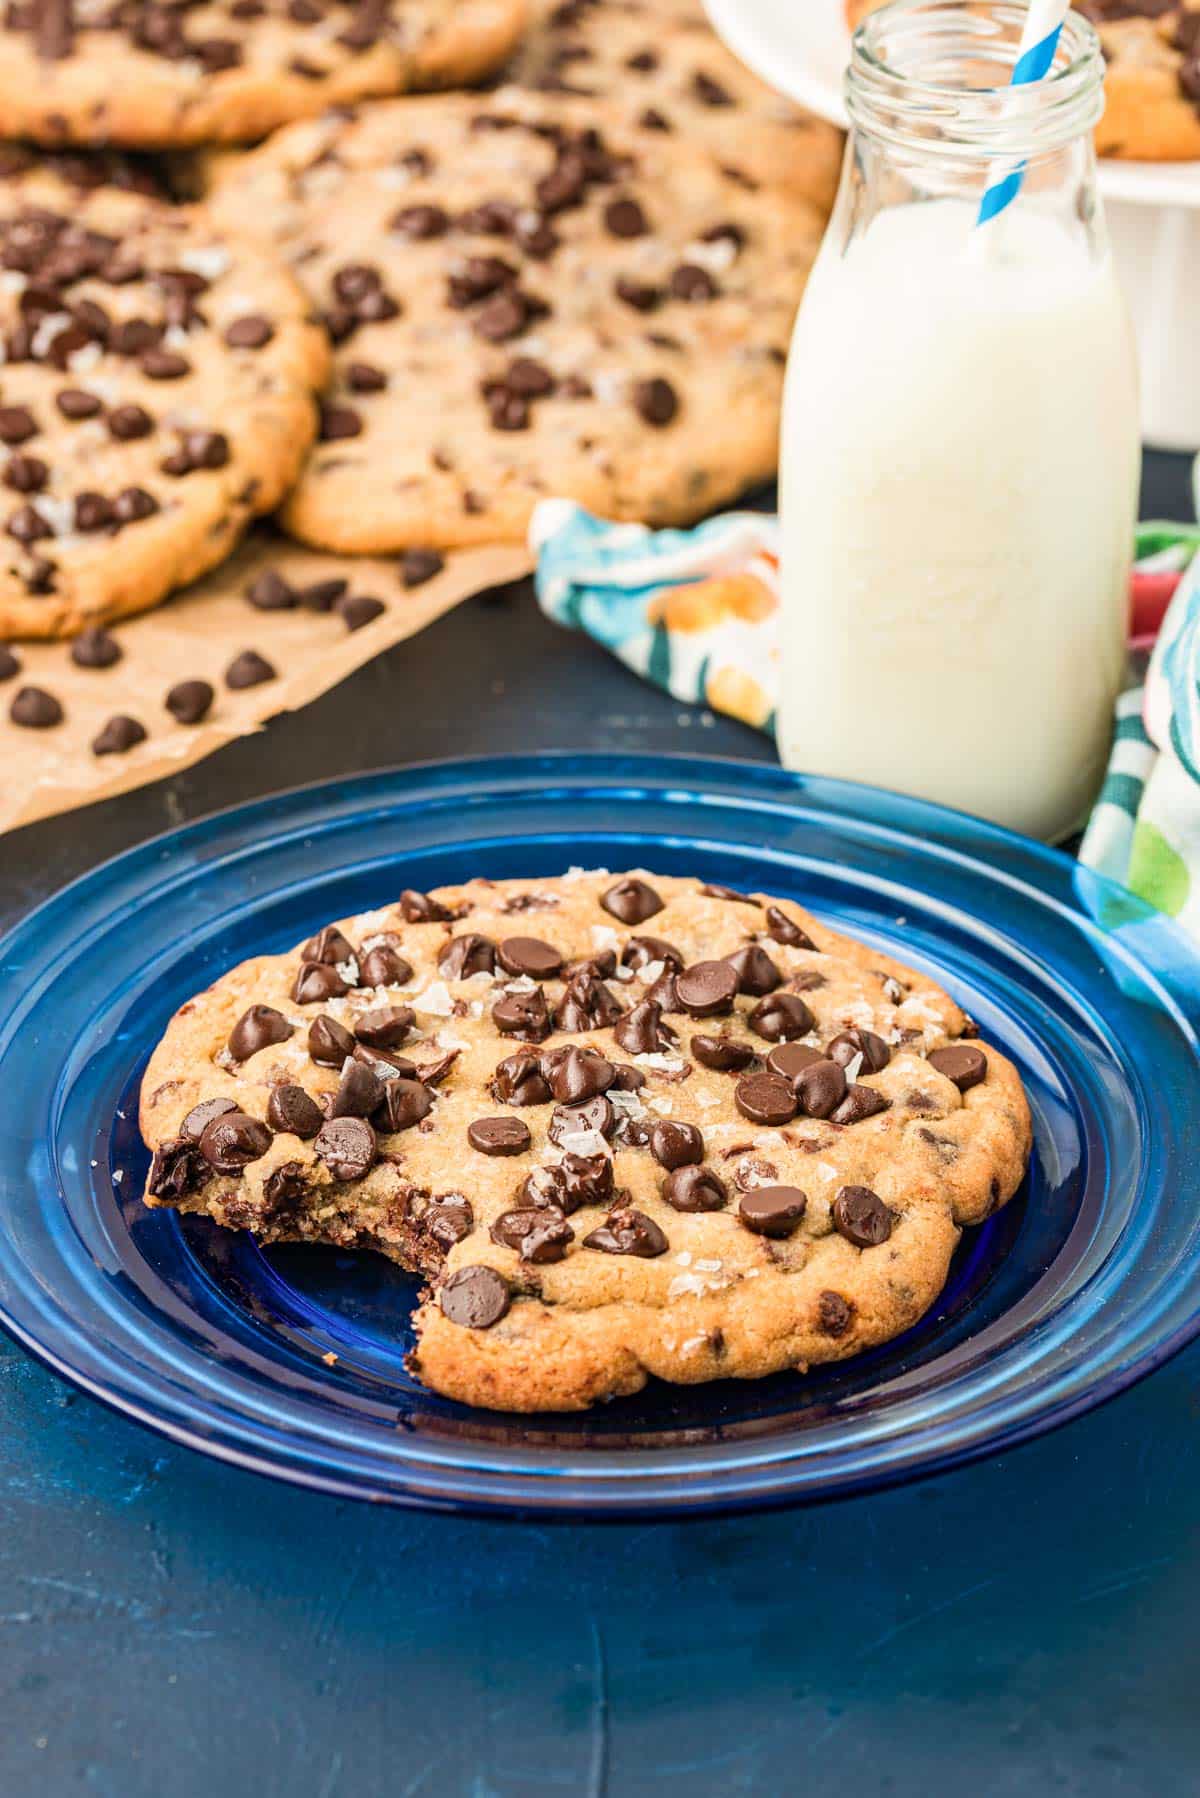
292 960 347 1004
633 376 678 426
400 887 452 921
496 936 563 978
377 1077 434 1133
830 1084 891 1126
818 1290 853 1337
793 1057 846 1118
108 404 154 441
739 1184 807 1238
315 1115 377 1181
604 196 648 237
180 1096 238 1141
440 932 496 978
601 876 663 924
225 650 276 690
148 1137 209 1201
329 1060 384 1120
227 1004 293 1061
70 626 121 669
749 992 813 1042
440 1264 510 1328
400 548 444 588
358 944 413 987
832 1184 894 1248
724 944 782 996
165 678 213 724
225 315 275 349
676 960 738 1018
829 1028 891 1074
492 987 551 1040
302 924 356 965
0 646 17 682
734 1071 797 1126
424 1195 474 1250
494 1047 552 1106
0 405 37 444
613 997 670 1056
766 1041 824 1087
584 1207 668 1257
140 349 190 380
355 1005 415 1049
267 1084 324 1139
622 934 682 972
490 1205 574 1263
691 1033 755 1071
545 1045 615 1104
245 569 296 611
92 713 146 756
338 593 386 631
764 905 815 949
650 1120 704 1170
928 1044 988 1091
307 1014 356 1067
56 388 102 420
549 1094 614 1144
391 203 450 239
199 1110 272 1174
468 1116 532 1156
10 684 62 728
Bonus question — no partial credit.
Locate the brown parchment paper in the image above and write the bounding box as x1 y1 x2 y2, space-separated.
0 529 532 837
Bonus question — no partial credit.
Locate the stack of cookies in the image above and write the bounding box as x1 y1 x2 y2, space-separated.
0 0 841 774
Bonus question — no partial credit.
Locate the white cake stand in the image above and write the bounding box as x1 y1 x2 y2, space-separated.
706 0 1200 450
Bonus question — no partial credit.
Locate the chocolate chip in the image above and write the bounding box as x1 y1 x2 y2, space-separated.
724 944 782 996
4 455 47 494
267 1084 324 1139
615 276 662 313
557 1151 614 1211
377 1078 434 1133
400 549 444 588
0 646 17 682
548 1094 613 1145
440 1265 510 1328
828 1028 891 1074
108 404 154 441
292 961 347 1004
830 1084 891 1126
764 905 815 949
545 1045 615 1104
669 263 719 303
227 1004 293 1061
391 203 449 239
346 362 387 393
6 503 51 543
338 593 385 632
180 1096 238 1141
423 1194 473 1250
693 70 733 105
353 1006 414 1051
0 406 37 444
492 987 552 1041
676 960 738 1018
358 944 413 987
225 650 275 690
56 388 102 420
162 429 230 475
600 876 663 924
70 626 121 669
633 376 678 426
494 1047 552 1106
490 1206 574 1263
691 1033 755 1071
766 1041 824 1087
468 1116 531 1156
297 578 347 612
92 714 146 756
318 404 362 441
400 886 451 921
496 936 563 979
10 684 61 728
604 196 648 237
315 1115 376 1181
307 1014 356 1067
165 678 213 724
818 1290 853 1337
74 491 114 533
148 1137 209 1200
262 1162 306 1217
793 1057 846 1118
622 934 682 973
440 932 496 978
648 1120 703 1171
114 486 159 523
734 1072 797 1126
832 1184 894 1248
613 997 669 1056
140 349 190 380
353 1042 415 1080
928 1044 988 1091
245 569 296 611
739 1184 807 1238
301 923 355 965
225 315 274 349
749 992 813 1042
329 1060 384 1120
199 1110 272 1174
584 1207 668 1257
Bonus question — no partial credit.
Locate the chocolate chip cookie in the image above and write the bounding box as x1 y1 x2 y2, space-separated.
510 0 845 210
0 0 528 149
140 871 1032 1413
0 177 329 639
206 90 824 550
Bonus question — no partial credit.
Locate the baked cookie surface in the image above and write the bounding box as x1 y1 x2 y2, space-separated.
0 0 528 148
206 90 825 550
140 871 1032 1413
510 0 845 211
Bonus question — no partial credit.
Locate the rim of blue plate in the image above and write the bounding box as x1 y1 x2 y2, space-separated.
1 750 1199 1518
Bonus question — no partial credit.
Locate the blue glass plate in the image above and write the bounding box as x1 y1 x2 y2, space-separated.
1 753 1199 1517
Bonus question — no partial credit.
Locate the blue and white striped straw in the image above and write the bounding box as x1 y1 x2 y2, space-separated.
976 0 1071 224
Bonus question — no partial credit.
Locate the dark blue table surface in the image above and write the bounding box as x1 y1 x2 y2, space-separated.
1 453 1196 1798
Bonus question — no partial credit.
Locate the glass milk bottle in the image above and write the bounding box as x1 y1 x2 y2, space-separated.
777 0 1140 841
